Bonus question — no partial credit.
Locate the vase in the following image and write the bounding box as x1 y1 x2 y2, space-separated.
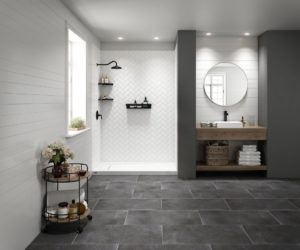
52 164 64 178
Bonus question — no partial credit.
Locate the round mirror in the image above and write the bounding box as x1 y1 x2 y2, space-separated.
204 63 248 106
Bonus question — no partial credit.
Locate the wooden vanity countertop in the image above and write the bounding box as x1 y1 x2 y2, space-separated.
196 125 267 141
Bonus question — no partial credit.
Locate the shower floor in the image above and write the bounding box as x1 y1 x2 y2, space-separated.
93 163 177 175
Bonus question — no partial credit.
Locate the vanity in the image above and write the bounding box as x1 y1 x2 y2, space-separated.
196 62 267 173
196 125 267 172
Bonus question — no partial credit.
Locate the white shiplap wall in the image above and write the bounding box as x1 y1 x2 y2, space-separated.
196 36 258 123
0 0 100 249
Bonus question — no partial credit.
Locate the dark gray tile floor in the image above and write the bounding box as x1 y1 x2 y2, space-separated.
27 175 300 250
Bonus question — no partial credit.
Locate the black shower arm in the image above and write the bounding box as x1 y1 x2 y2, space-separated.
96 61 117 66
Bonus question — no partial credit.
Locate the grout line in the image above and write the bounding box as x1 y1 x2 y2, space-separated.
267 210 283 225
124 210 129 225
241 225 255 244
71 233 78 245
198 210 204 225
223 199 232 210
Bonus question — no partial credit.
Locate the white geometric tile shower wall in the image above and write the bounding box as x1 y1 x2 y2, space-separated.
196 37 258 123
100 51 175 163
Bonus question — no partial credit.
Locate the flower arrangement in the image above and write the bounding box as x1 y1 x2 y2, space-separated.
42 141 74 167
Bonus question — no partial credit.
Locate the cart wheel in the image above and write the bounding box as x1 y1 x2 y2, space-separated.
87 215 93 221
77 227 83 234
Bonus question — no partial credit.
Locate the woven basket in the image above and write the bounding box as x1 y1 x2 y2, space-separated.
206 145 229 166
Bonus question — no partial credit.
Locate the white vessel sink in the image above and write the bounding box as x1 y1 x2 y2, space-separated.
214 121 243 128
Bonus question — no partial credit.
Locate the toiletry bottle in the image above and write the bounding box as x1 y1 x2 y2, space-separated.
101 74 105 83
69 199 78 219
105 75 109 83
58 202 69 219
143 97 148 104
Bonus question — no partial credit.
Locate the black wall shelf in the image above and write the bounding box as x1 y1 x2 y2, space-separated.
126 103 152 109
98 83 114 86
99 98 114 101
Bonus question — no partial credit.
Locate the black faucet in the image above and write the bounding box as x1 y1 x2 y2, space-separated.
224 110 229 121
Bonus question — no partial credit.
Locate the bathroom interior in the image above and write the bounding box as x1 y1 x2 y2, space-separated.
2 0 300 249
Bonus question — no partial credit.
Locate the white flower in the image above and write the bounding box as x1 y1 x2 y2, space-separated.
63 147 73 158
50 140 65 150
42 147 55 160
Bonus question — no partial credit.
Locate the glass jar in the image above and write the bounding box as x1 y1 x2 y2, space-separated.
58 202 68 219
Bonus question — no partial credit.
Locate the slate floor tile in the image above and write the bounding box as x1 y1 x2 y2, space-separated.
249 191 300 199
138 175 182 182
271 211 300 225
186 181 217 191
213 181 273 192
161 182 190 192
268 181 300 190
290 199 300 209
95 189 133 199
89 210 127 225
94 199 161 210
192 190 253 199
134 182 161 192
91 175 138 183
133 190 193 199
226 199 297 210
162 199 229 210
244 225 300 243
105 182 135 191
163 225 251 244
212 245 300 250
75 225 162 244
29 233 77 245
125 210 202 225
200 211 278 225
118 244 211 250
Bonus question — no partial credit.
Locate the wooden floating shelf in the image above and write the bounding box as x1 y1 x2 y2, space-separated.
47 208 91 224
98 83 113 86
126 103 152 109
197 163 267 172
196 125 267 141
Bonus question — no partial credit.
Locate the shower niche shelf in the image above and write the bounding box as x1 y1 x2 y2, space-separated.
99 97 114 101
98 83 114 86
126 103 152 109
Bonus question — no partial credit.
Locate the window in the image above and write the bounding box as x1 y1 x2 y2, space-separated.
67 29 86 131
204 73 226 106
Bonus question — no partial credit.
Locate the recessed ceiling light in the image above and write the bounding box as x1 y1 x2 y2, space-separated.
206 32 212 36
117 37 124 40
154 36 160 40
244 32 251 36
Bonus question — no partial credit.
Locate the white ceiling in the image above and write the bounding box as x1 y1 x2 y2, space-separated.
61 0 300 42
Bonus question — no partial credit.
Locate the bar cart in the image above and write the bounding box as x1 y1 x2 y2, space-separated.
43 163 92 234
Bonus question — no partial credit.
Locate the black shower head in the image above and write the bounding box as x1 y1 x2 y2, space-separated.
111 64 122 69
96 60 122 69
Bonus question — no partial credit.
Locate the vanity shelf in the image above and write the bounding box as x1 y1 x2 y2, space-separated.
197 163 267 172
126 103 152 109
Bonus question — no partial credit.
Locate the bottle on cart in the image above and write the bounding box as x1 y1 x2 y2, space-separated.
69 199 78 219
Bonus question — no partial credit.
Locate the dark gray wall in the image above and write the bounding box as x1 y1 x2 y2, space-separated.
177 30 196 179
258 31 300 178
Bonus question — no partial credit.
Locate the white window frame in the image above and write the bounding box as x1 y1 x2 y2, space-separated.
65 24 88 137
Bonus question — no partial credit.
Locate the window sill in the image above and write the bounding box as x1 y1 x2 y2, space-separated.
65 128 90 138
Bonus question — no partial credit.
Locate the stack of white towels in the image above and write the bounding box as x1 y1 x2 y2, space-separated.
238 145 261 166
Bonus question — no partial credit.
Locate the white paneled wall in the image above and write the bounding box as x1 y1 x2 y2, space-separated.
100 50 176 164
0 0 100 249
196 37 258 123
